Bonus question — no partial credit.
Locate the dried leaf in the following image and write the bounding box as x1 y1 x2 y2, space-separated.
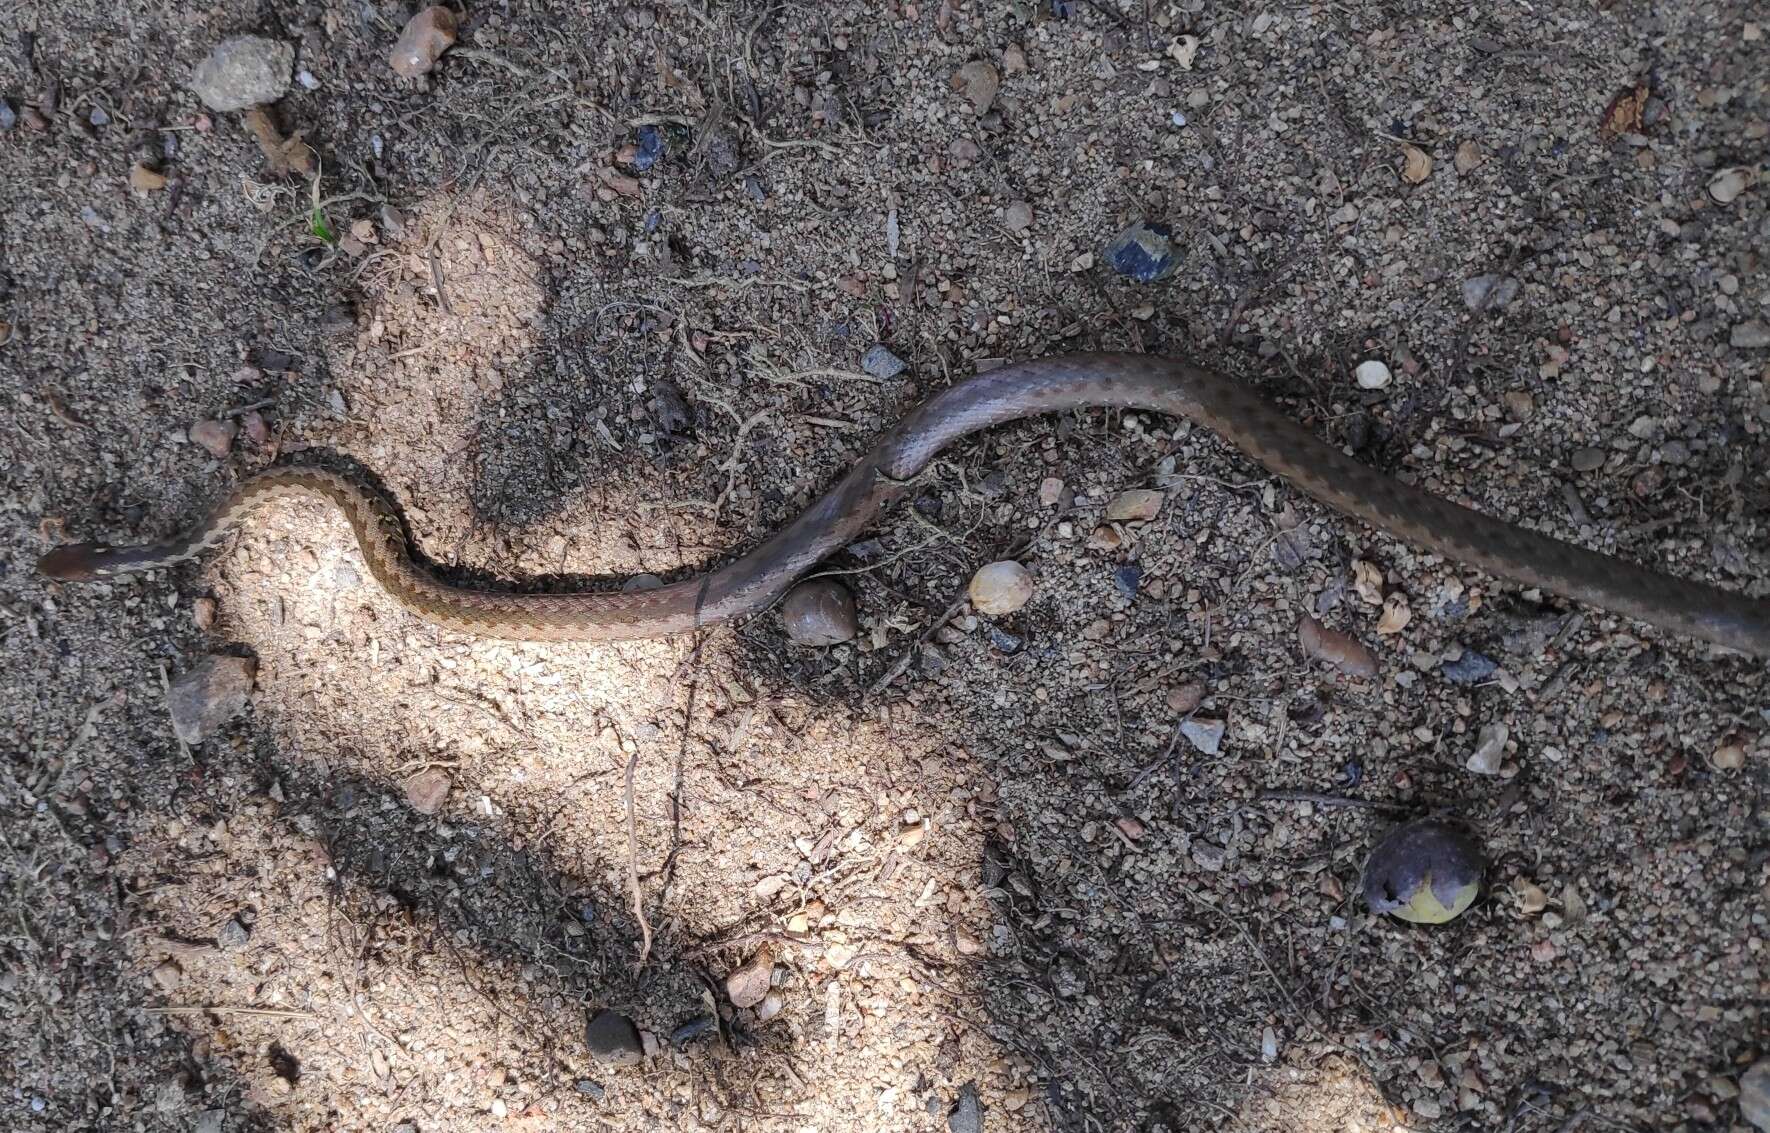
1400 144 1432 184
1598 81 1649 140
1376 594 1412 635
1510 878 1549 916
1352 560 1385 606
1297 616 1379 679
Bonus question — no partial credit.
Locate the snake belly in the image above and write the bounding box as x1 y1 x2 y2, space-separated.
34 353 1770 655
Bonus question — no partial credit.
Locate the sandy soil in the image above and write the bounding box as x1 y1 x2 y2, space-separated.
2 2 1767 1131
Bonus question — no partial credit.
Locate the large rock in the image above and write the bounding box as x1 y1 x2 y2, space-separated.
190 36 294 111
168 656 256 743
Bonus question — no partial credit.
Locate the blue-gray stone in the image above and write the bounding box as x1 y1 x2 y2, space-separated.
1441 650 1498 684
1105 220 1180 283
861 344 907 379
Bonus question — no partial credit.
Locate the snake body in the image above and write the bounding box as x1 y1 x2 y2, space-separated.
35 353 1770 655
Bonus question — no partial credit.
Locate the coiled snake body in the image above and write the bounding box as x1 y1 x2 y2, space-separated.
36 354 1770 656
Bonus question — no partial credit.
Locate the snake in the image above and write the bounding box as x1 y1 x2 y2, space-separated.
34 353 1770 656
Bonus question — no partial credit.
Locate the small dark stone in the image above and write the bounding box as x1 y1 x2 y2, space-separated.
986 625 1023 654
950 1082 983 1133
669 1016 718 1049
1441 650 1498 684
650 379 691 436
847 539 885 561
584 1009 644 1065
217 917 250 950
632 124 664 171
0 99 15 131
575 1079 606 1100
979 471 1007 497
1105 219 1180 283
1112 563 1142 599
743 174 767 201
643 208 661 233
914 494 944 519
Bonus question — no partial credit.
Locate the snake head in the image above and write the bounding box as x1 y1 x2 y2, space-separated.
38 543 112 581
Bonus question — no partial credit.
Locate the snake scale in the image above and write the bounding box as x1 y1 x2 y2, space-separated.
35 353 1770 656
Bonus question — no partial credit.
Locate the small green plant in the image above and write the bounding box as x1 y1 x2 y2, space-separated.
308 169 334 245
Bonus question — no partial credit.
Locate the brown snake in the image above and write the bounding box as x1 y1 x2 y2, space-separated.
36 353 1770 656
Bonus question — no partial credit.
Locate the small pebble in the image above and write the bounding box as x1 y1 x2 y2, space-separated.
1710 736 1747 772
1733 321 1770 350
188 418 237 458
1105 488 1163 522
756 992 784 1021
390 6 458 78
620 573 662 592
1441 649 1498 684
1354 360 1392 390
968 561 1034 616
780 578 858 645
1180 718 1226 755
0 99 15 131
1741 1060 1770 1131
631 124 664 171
1166 682 1204 714
724 952 774 1008
216 917 250 950
168 656 256 744
949 1082 983 1133
189 36 294 111
151 960 182 992
1570 447 1606 472
1462 273 1520 311
951 61 1000 115
1466 722 1508 776
88 106 109 128
986 624 1023 653
1708 167 1750 205
575 1080 606 1100
241 410 270 445
1004 201 1034 232
1104 220 1180 283
1112 563 1142 599
1038 476 1068 507
191 597 218 630
584 1009 645 1065
861 344 906 379
402 769 450 816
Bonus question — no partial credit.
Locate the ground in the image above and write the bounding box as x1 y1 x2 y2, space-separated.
1 2 1767 1131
